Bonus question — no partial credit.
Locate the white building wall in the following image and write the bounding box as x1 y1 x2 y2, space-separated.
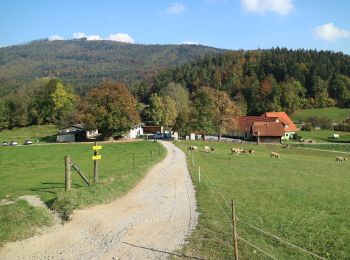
127 126 144 139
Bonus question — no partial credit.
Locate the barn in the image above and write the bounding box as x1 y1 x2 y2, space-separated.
252 122 285 144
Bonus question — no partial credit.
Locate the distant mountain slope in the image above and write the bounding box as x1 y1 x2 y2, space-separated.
0 39 225 95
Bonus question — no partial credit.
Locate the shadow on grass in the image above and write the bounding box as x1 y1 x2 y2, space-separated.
121 241 203 260
38 135 57 143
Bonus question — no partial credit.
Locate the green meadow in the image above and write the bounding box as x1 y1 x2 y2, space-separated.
0 125 58 144
0 140 165 246
296 130 350 144
291 107 350 123
176 141 349 259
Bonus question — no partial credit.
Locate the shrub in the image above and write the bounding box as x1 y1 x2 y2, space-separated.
50 193 77 221
306 116 333 130
301 123 313 131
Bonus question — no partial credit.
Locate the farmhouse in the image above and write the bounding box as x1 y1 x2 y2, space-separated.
232 116 279 140
263 112 298 140
252 122 285 144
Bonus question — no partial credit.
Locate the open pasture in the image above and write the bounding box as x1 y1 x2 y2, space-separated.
0 140 165 246
176 141 350 259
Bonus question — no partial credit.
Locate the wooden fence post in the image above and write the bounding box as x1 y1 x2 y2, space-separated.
232 199 239 260
65 155 71 191
132 153 135 169
93 141 98 183
151 150 153 159
198 165 201 183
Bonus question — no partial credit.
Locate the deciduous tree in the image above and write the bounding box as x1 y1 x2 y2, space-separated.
77 81 140 139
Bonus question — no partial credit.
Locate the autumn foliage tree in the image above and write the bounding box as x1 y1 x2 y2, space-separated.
201 87 240 139
77 81 140 139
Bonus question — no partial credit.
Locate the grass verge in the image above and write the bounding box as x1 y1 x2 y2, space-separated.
0 200 53 247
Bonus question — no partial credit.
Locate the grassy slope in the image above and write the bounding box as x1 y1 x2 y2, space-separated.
176 141 349 259
0 200 53 247
0 125 58 144
296 130 350 143
0 140 166 246
291 107 350 123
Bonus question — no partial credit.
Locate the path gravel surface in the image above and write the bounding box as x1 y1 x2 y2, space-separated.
0 141 198 259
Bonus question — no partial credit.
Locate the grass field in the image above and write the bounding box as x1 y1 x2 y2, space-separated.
0 140 165 246
0 125 58 144
295 130 350 143
291 107 350 123
175 141 349 259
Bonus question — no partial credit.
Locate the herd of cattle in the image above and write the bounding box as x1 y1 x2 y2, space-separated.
188 145 347 161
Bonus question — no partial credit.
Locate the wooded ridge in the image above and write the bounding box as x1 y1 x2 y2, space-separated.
0 39 224 96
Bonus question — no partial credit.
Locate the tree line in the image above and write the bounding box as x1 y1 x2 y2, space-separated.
1 48 350 138
134 48 350 115
0 78 240 138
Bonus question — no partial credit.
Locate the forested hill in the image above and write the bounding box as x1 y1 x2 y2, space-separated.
147 48 350 114
0 39 225 96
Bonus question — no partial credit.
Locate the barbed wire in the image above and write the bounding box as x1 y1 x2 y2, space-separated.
238 235 279 260
237 218 325 260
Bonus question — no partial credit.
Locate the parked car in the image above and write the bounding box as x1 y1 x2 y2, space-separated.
24 140 33 145
2 141 8 146
10 141 18 146
154 133 164 139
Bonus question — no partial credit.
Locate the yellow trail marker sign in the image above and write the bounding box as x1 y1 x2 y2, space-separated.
92 155 102 160
93 145 102 150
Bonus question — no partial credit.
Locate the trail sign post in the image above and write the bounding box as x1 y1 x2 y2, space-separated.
92 142 102 183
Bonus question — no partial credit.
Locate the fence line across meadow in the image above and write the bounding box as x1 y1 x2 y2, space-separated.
187 152 326 260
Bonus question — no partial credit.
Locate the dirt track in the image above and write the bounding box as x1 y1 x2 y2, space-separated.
0 141 198 259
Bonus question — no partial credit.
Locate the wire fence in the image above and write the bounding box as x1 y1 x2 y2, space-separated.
188 151 326 260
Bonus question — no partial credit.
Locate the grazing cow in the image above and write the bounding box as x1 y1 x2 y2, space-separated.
270 152 280 158
203 146 210 153
188 145 198 151
231 148 242 155
210 146 215 151
249 149 255 154
336 156 347 162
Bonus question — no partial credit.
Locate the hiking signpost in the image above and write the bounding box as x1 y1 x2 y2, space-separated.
92 142 102 183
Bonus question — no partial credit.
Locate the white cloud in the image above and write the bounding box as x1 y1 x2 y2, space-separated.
313 23 350 42
166 2 186 14
106 33 134 43
181 41 199 45
241 0 294 15
73 32 87 39
48 35 64 41
86 34 103 41
72 32 134 43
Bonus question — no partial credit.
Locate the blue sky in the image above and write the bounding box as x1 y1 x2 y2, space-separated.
1 0 350 54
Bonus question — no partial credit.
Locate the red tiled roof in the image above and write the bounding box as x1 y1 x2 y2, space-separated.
252 122 285 137
264 112 298 132
237 116 278 132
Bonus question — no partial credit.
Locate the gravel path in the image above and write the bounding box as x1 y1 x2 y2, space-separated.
0 141 198 259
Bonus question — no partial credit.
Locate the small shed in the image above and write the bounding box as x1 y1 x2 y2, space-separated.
252 122 285 144
142 125 164 134
57 125 86 142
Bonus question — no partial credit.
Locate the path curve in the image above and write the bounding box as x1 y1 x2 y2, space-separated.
0 141 198 259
